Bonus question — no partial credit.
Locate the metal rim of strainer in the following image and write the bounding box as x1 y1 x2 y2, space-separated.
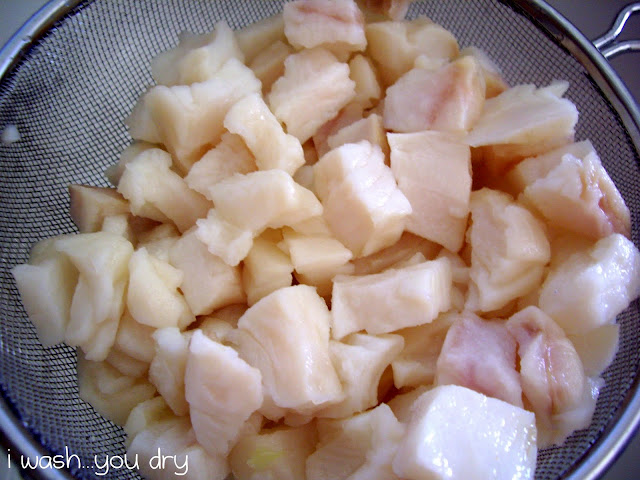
0 1 640 479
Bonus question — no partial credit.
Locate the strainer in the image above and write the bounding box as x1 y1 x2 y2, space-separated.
0 1 639 479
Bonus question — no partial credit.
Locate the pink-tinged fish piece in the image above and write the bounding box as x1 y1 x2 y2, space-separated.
507 306 598 447
436 311 522 407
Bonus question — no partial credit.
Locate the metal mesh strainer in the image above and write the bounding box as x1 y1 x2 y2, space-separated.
1 1 639 479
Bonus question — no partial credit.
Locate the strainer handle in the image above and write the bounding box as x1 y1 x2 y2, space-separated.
593 3 640 59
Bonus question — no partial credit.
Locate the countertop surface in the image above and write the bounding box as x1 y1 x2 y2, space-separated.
0 1 639 479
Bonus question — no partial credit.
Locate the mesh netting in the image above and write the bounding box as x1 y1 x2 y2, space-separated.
0 1 638 479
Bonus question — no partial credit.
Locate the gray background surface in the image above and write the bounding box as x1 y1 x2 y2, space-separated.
0 0 638 479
